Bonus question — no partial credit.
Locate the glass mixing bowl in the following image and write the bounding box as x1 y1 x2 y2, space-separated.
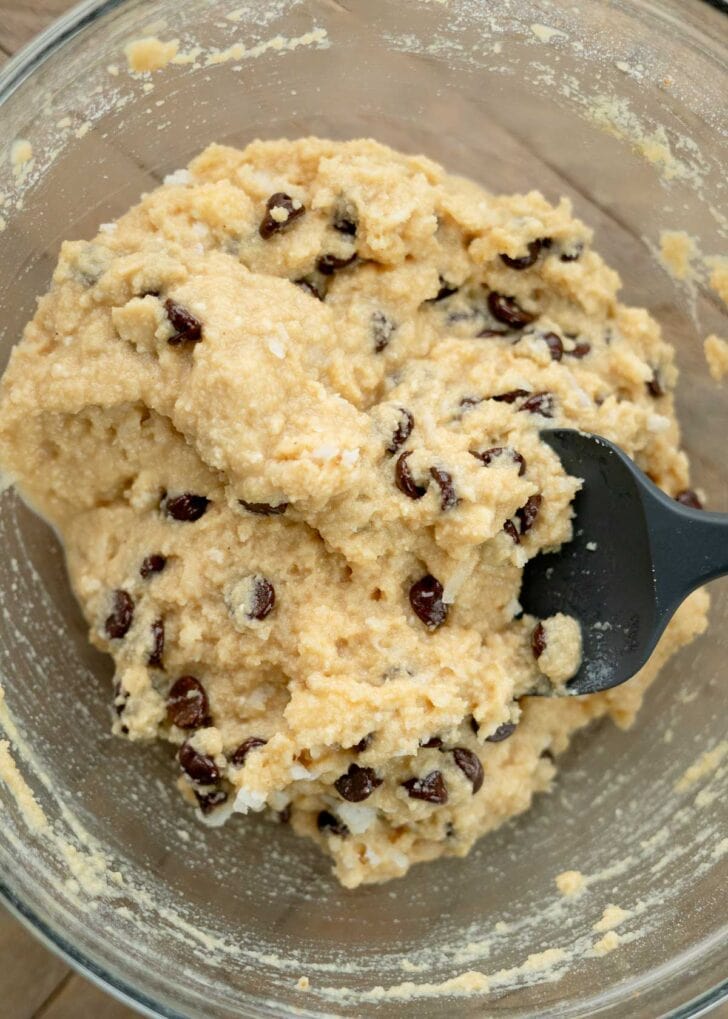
0 1 726 1016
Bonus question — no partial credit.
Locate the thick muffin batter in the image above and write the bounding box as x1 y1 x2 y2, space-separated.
0 139 708 887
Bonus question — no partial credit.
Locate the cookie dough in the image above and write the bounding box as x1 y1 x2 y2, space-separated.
0 138 709 888
704 334 728 383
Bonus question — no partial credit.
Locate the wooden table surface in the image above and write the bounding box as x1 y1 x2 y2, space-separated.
1 3 727 1018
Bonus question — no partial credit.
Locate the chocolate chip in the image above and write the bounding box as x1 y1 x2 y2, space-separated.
238 499 288 516
164 495 208 525
294 277 324 300
333 205 357 236
532 622 547 658
387 408 414 456
105 590 134 640
259 192 305 240
452 747 484 793
167 676 211 730
395 451 427 499
569 341 591 359
486 722 517 743
165 299 203 345
195 788 228 815
353 733 374 754
430 467 458 511
500 239 544 270
647 370 665 398
542 332 563 361
147 618 165 669
470 446 526 477
520 392 555 417
316 252 357 275
560 242 583 262
409 575 448 629
372 310 396 352
231 736 267 766
402 770 448 804
140 554 167 579
317 809 349 836
421 736 443 749
469 716 480 734
248 577 275 620
179 742 219 785
427 276 459 302
675 488 703 510
334 763 383 802
492 388 531 404
517 494 542 534
487 292 535 329
165 493 210 521
503 520 520 544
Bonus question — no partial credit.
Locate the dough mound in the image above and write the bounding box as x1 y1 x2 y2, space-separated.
0 139 708 887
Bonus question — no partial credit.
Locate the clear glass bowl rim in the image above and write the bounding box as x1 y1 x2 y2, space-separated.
0 1 727 1017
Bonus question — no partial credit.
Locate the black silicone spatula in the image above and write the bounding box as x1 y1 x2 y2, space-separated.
520 429 728 695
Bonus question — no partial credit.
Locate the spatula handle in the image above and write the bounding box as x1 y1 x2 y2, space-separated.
646 491 728 616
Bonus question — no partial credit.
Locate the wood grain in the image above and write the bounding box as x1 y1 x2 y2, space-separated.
0 0 72 59
0 900 139 1019
0 907 68 1015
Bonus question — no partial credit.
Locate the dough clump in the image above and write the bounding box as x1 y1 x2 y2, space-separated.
0 138 708 887
704 334 728 383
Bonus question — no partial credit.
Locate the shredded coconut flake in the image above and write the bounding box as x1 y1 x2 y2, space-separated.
442 560 473 605
311 444 338 462
337 802 377 835
163 168 192 186
647 413 671 434
267 338 285 359
568 379 593 408
233 787 267 813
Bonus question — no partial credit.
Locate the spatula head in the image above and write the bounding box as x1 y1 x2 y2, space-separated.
520 430 660 695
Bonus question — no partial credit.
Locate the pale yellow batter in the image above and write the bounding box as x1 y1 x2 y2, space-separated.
0 139 708 887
